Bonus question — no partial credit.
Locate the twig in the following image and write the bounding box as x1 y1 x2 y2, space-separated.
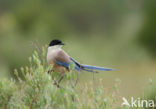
31 41 45 65
74 72 79 87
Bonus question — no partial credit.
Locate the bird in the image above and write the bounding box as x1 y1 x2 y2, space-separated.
47 39 115 75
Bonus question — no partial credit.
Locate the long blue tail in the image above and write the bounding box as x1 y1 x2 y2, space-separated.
82 64 115 71
70 57 115 73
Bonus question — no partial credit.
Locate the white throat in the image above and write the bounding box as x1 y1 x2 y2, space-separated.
47 45 63 64
48 45 62 52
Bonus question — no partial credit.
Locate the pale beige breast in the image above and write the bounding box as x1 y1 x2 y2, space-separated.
47 48 59 65
47 47 71 74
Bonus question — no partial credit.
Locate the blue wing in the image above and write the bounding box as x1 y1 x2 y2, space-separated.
56 59 81 71
56 60 70 68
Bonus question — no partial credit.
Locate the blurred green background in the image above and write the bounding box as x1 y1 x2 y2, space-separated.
0 0 156 98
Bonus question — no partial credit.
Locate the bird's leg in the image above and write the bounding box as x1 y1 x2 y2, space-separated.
53 78 62 88
47 69 54 74
48 70 62 88
58 74 65 84
53 81 61 88
52 74 65 88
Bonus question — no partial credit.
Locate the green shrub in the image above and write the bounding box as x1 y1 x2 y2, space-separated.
0 45 134 109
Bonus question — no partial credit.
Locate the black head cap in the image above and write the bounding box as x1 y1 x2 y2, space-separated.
49 39 65 46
